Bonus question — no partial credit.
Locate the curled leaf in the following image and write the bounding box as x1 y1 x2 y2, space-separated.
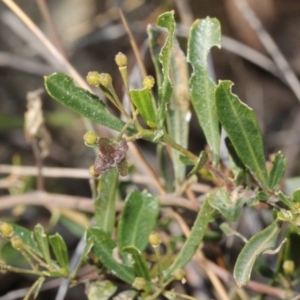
94 138 128 176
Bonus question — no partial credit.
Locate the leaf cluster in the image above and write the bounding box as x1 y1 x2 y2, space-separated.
2 10 300 300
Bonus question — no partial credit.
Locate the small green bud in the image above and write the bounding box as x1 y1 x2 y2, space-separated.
0 222 13 238
11 236 23 250
86 71 100 86
99 73 112 87
294 202 300 211
142 75 155 89
132 277 146 290
89 165 100 178
60 267 68 277
83 131 99 146
149 232 162 247
173 268 186 280
115 52 127 67
283 260 295 274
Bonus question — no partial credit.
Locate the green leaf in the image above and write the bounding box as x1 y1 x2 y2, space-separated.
147 26 163 87
179 155 194 166
7 223 41 256
95 168 119 235
130 88 157 128
157 145 174 192
292 189 300 203
208 188 245 221
187 18 221 164
275 191 294 209
60 215 85 237
167 38 190 185
187 150 208 178
33 224 51 265
269 151 286 189
233 221 280 287
49 233 69 270
87 280 117 300
164 198 213 279
87 227 135 284
215 81 269 188
156 11 175 128
117 190 160 252
44 73 128 133
123 246 151 281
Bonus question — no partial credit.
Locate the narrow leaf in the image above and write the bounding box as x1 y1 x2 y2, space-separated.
167 38 190 185
187 150 208 178
6 223 41 256
87 227 135 284
130 88 157 128
33 224 51 264
156 11 175 128
44 73 128 133
179 155 194 166
187 18 221 164
123 246 151 281
275 191 294 209
215 81 269 188
147 25 163 87
158 145 174 192
49 233 69 270
164 198 213 279
95 168 118 235
233 221 280 287
292 189 300 203
118 190 160 252
269 151 286 189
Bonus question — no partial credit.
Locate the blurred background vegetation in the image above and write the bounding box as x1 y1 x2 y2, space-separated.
1 0 300 299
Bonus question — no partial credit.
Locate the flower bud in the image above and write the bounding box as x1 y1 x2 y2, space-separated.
86 71 100 86
83 131 99 146
142 75 155 89
283 260 295 274
0 222 13 238
132 277 146 290
99 73 112 87
149 232 162 247
173 268 186 280
115 52 128 67
89 165 100 178
11 236 23 250
60 267 68 277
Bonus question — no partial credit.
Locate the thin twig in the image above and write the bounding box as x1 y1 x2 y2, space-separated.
232 0 300 102
127 142 166 195
35 0 67 57
0 51 56 75
221 36 284 83
0 164 211 193
174 0 193 32
119 9 147 78
0 191 200 212
0 278 63 300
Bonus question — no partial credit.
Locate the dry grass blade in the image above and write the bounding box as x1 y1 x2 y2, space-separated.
232 0 300 102
119 9 147 78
